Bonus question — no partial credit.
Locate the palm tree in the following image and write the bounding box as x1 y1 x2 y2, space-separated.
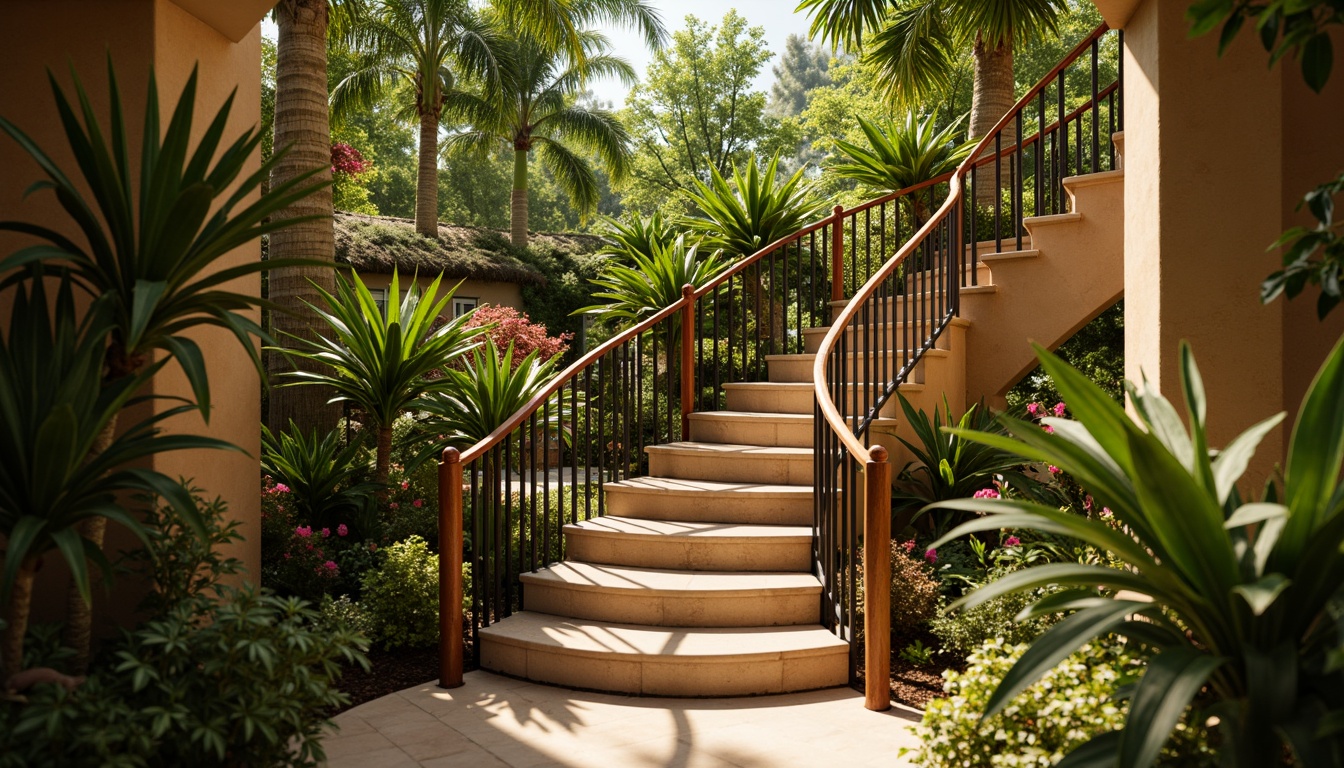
334 0 665 238
445 29 636 248
799 0 1062 196
830 113 975 223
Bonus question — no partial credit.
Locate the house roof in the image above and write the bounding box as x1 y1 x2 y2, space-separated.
333 212 604 286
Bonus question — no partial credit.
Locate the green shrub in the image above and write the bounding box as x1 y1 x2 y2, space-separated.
929 581 1054 657
318 594 372 638
261 423 381 535
908 639 1213 768
360 536 440 649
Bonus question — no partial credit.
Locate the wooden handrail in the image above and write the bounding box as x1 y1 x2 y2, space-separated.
812 21 1113 466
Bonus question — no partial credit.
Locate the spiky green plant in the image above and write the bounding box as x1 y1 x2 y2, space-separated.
273 270 485 484
261 423 383 532
929 337 1344 766
682 152 825 259
830 113 974 222
579 234 729 326
598 211 681 265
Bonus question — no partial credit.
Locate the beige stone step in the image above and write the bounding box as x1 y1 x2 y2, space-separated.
520 562 821 627
563 517 812 571
602 477 813 525
688 410 812 447
722 380 925 415
646 442 812 485
802 316 970 354
1021 211 1082 231
479 611 849 696
828 283 997 313
766 348 951 383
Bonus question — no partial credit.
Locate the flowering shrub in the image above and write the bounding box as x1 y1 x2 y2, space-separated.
330 142 371 176
379 458 440 547
858 539 941 640
907 639 1212 767
360 536 440 649
464 305 572 369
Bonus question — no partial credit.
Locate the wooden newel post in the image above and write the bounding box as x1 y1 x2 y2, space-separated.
680 284 695 440
831 205 845 302
864 445 891 712
438 447 465 689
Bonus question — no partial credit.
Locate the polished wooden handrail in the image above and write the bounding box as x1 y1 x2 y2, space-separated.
812 21 1113 466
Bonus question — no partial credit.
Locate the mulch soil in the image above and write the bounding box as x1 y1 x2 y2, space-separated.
857 631 965 711
333 632 477 714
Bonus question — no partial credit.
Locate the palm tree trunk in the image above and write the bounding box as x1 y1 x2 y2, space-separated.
970 35 1017 208
376 424 393 486
3 557 40 686
416 111 441 237
62 410 120 672
266 0 340 436
511 148 529 248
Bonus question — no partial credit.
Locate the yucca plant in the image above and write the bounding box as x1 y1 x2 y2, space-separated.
261 423 383 533
929 338 1344 766
682 152 825 259
0 59 326 670
580 234 729 326
598 210 681 265
891 393 1045 537
830 113 974 223
0 277 229 683
274 270 485 485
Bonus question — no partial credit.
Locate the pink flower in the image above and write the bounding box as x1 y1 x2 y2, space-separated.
1100 507 1113 519
413 499 424 508
275 483 291 494
1048 465 1061 475
1084 495 1094 511
282 552 291 560
1043 424 1055 434
924 549 938 564
902 540 916 553
337 524 349 537
321 527 331 538
389 502 400 510
1026 403 1040 416
973 488 1000 500
1053 402 1067 417
401 481 410 490
1004 536 1021 547
324 560 338 572
295 525 312 538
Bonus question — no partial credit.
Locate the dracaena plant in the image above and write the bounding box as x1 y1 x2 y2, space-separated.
829 113 974 223
929 337 1344 766
597 210 681 265
273 270 485 485
580 234 729 326
682 152 824 259
261 423 383 533
0 277 232 683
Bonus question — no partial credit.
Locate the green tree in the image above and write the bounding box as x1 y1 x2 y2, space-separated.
768 33 834 117
445 30 636 247
621 12 782 213
829 113 975 222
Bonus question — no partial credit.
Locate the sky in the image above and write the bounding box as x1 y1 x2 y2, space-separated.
261 2 817 108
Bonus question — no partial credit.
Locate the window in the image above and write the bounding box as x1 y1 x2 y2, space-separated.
453 296 478 318
369 287 388 317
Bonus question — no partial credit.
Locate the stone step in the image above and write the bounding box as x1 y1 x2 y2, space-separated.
687 410 812 447
766 347 952 383
646 442 812 485
722 380 925 415
479 611 849 696
801 317 970 354
602 477 813 525
520 562 821 627
828 283 997 313
563 517 812 571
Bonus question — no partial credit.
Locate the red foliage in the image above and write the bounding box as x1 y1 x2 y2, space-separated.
466 305 572 369
331 142 372 176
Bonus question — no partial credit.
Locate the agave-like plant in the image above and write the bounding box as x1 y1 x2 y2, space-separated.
891 393 1046 537
261 423 383 533
929 338 1344 766
682 152 825 259
579 234 729 326
830 112 974 223
597 211 681 265
274 270 485 485
0 277 231 682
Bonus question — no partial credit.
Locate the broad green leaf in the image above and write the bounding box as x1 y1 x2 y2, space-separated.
1213 413 1286 504
1118 646 1224 768
1232 573 1292 615
1224 502 1288 529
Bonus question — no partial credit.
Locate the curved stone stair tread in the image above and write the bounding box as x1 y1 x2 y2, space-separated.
601 476 813 525
479 611 849 696
645 441 813 485
566 516 812 542
521 561 820 595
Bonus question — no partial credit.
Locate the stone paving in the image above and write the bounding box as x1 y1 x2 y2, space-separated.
324 670 922 767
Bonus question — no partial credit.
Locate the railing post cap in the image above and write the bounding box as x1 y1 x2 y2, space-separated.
681 283 695 299
441 446 460 464
869 445 888 463
833 204 844 215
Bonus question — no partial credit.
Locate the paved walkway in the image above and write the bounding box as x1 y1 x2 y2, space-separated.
325 671 923 767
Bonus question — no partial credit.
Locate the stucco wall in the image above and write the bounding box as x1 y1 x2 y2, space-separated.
357 272 526 315
0 1 265 626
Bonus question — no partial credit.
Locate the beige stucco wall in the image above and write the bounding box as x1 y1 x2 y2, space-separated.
356 271 526 315
0 1 266 626
1120 0 1344 483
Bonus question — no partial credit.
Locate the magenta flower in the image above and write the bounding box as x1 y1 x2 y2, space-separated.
902 540 916 553
1084 495 1094 511
924 549 938 564
282 552 291 560
1048 465 1061 475
1053 402 1067 417
1004 536 1021 547
275 483 291 494
401 481 410 490
323 560 338 572
1100 507 1114 519
973 488 1000 500
1026 403 1040 416
337 524 349 537
295 525 312 538
413 499 424 508
321 527 331 538
1043 424 1055 434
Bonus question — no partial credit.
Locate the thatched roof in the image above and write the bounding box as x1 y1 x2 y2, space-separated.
333 212 604 285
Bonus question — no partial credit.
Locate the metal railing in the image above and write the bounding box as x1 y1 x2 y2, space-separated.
812 23 1123 709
